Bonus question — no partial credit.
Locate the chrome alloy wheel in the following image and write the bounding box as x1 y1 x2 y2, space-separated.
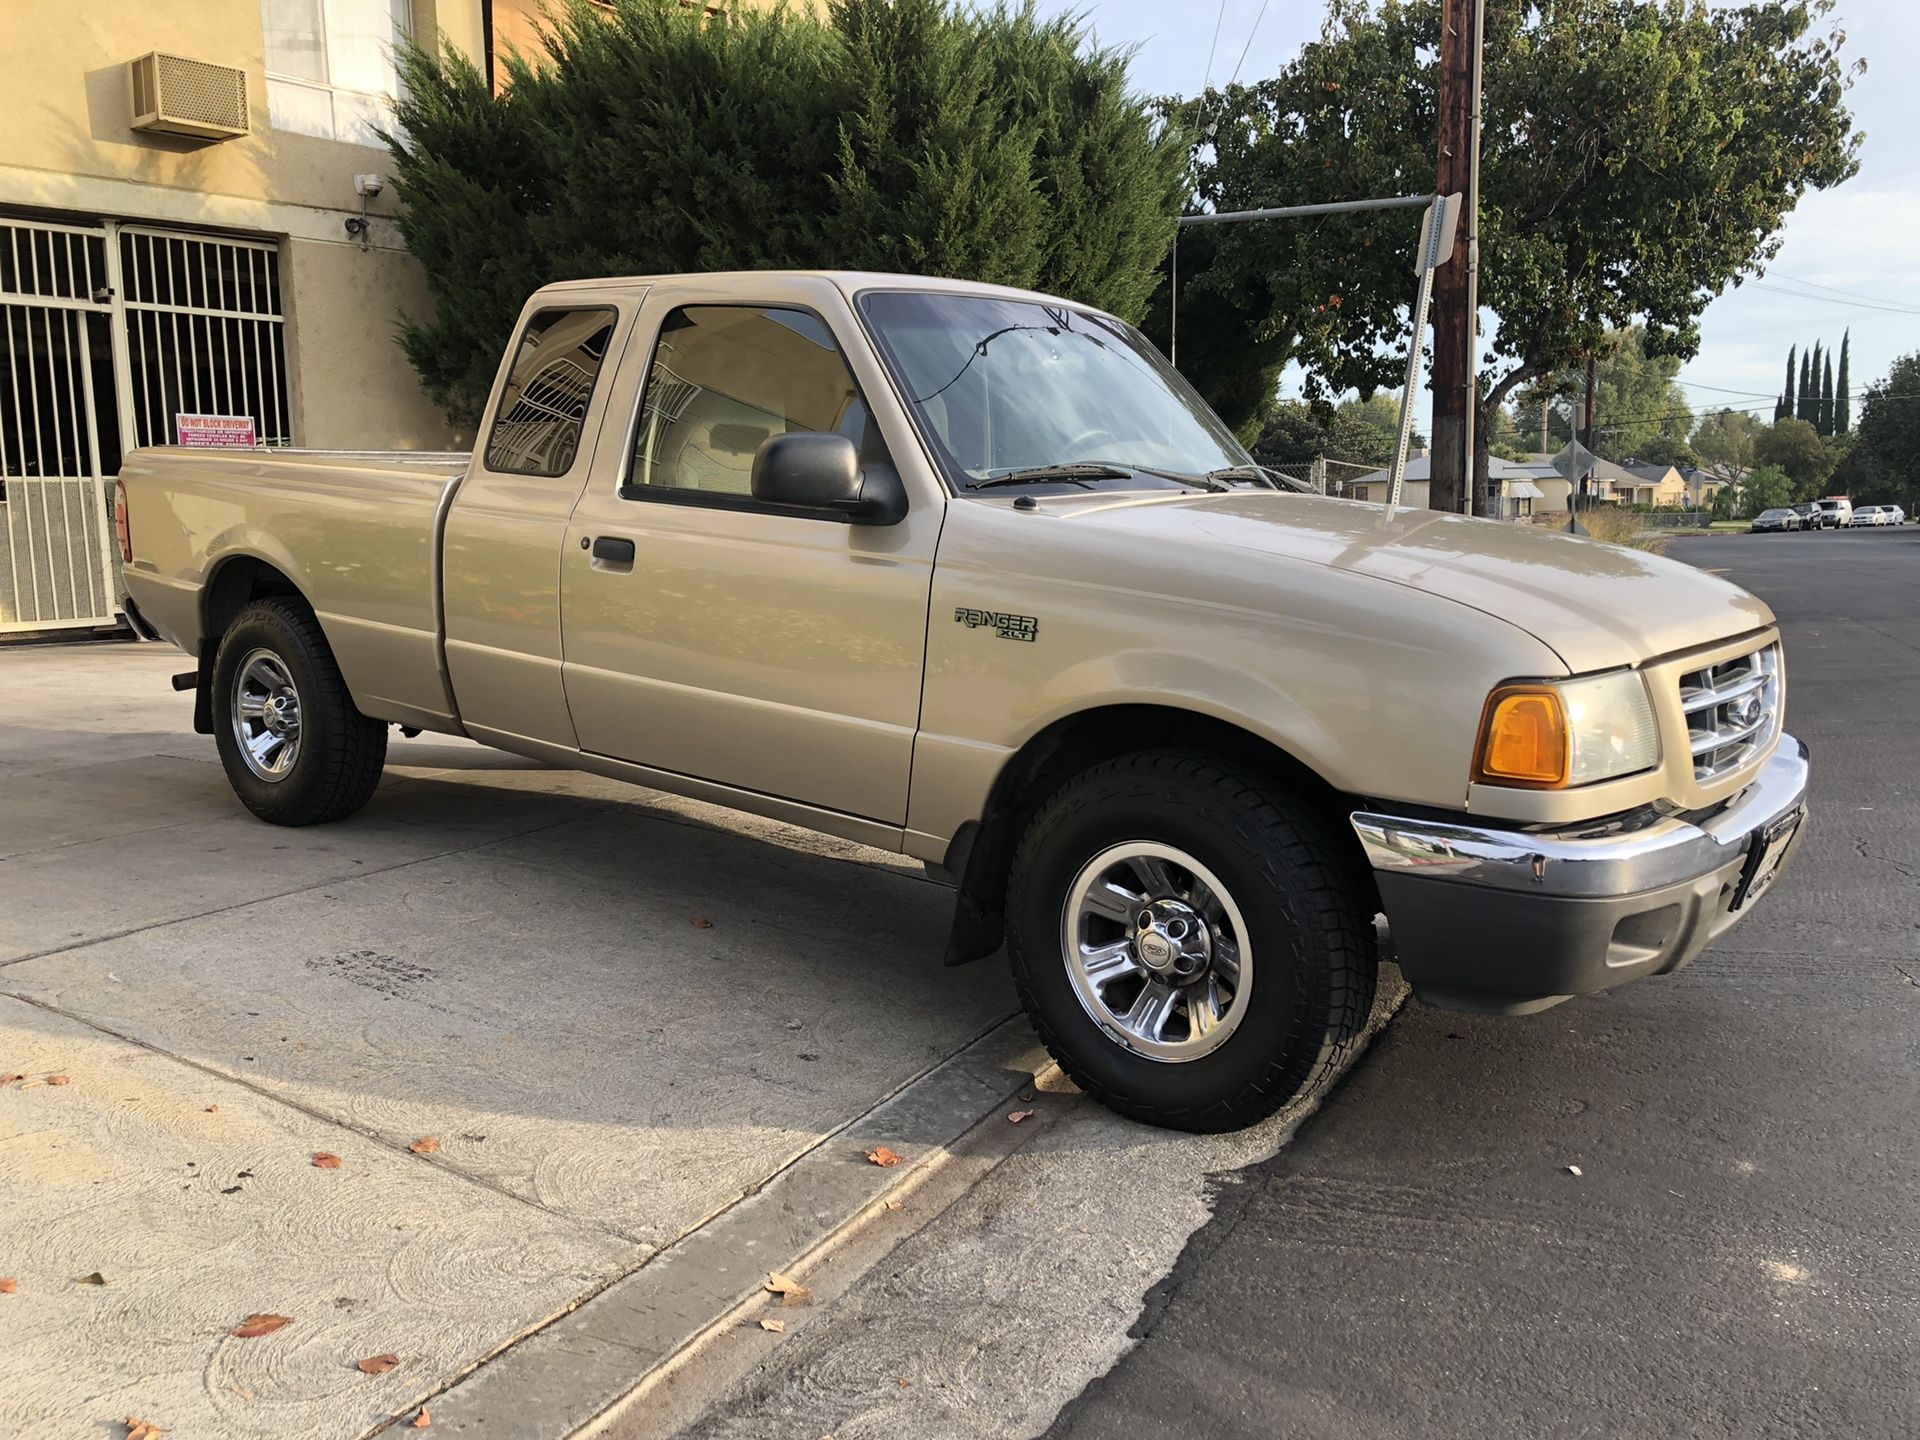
231 648 303 782
1061 841 1251 1063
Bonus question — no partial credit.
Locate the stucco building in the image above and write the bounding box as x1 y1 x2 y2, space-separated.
0 0 488 633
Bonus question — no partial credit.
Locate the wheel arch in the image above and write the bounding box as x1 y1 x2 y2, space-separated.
939 703 1374 967
192 554 314 735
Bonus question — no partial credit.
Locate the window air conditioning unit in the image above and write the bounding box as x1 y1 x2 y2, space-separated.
130 52 250 141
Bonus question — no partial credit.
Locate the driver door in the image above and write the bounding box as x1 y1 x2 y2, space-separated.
559 281 943 826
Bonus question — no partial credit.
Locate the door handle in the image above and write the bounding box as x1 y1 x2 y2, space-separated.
589 535 635 570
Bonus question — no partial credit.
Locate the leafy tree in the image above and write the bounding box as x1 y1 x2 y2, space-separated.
1753 416 1836 498
1517 326 1691 462
1739 463 1793 517
1691 406 1760 477
1628 434 1698 469
387 0 1187 425
1250 398 1421 466
1851 351 1920 511
1776 345 1794 424
1835 329 1851 434
1165 0 1861 508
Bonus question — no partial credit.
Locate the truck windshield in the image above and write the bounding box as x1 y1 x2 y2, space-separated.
859 290 1254 491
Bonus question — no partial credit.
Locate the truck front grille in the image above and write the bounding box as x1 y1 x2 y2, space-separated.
1678 642 1781 783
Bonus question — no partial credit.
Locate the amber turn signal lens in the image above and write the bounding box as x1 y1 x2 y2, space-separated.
1475 687 1570 787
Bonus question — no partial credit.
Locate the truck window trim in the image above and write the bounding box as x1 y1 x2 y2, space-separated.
614 301 887 523
481 305 620 479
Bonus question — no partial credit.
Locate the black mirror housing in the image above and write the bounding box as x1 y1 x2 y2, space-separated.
751 432 907 525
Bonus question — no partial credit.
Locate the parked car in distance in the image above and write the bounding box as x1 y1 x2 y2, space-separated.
1890 506 1909 525
114 270 1813 1134
1751 508 1802 533
1791 502 1821 530
1850 506 1887 527
1815 497 1853 528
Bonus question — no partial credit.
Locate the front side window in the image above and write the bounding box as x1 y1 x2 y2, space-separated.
261 0 413 146
858 290 1252 491
483 307 617 477
627 306 868 498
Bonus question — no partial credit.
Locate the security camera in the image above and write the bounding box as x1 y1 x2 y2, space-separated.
354 173 384 199
344 216 370 239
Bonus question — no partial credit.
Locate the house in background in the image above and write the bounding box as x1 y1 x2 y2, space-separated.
1604 460 1688 507
1342 454 1551 519
0 0 489 634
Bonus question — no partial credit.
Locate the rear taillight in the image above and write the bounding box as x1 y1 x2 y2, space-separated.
114 479 131 563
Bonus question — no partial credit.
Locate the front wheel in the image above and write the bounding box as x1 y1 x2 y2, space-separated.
1005 751 1377 1132
211 597 387 826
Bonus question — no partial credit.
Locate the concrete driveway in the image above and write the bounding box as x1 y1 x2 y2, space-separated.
0 642 1036 1438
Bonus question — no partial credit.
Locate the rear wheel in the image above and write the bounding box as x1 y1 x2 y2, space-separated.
211 598 387 826
1005 750 1377 1132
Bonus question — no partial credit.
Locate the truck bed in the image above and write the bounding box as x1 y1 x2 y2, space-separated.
118 447 470 730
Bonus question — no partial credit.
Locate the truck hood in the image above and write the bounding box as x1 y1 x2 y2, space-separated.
1039 490 1774 673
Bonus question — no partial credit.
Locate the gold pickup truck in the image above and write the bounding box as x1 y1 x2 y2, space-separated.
117 271 1809 1132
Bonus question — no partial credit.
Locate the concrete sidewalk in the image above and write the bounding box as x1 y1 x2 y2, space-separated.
0 642 1031 1438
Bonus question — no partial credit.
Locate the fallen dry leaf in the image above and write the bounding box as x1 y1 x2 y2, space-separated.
74 1272 107 1286
1007 1109 1035 1124
227 1387 254 1402
883 1199 904 1212
864 1146 903 1168
295 1042 309 1052
47 1075 71 1086
229 1313 292 1338
411 1407 432 1428
691 916 714 929
899 1378 912 1389
357 1353 399 1375
408 1137 439 1155
765 1272 811 1307
311 1152 342 1169
204 1105 219 1113
0 1073 21 1085
125 1418 165 1440
758 1317 785 1333
0 1277 16 1294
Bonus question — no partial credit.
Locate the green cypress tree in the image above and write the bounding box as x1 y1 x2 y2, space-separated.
1820 351 1835 436
1778 345 1794 423
1836 330 1851 434
1799 346 1815 423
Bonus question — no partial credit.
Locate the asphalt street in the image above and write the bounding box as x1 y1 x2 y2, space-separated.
1047 527 1920 1440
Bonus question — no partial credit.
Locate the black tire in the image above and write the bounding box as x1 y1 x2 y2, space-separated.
1005 750 1377 1133
211 597 387 826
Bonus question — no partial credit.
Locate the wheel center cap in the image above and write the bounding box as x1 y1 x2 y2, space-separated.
1134 900 1210 979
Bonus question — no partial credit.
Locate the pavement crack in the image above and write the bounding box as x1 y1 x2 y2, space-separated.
1851 835 1919 882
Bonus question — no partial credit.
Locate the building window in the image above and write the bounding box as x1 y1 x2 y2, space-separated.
262 0 412 147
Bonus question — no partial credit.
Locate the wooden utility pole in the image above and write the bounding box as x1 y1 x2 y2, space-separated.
1428 0 1482 515
1580 351 1598 502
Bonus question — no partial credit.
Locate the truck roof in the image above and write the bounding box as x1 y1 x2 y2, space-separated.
530 270 1112 318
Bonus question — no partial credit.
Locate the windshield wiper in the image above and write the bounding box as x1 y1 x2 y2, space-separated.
1205 465 1290 491
968 464 1135 490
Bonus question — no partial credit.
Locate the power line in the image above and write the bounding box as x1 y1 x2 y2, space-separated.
1200 0 1228 95
1749 281 1920 316
1225 0 1274 91
1764 268 1920 308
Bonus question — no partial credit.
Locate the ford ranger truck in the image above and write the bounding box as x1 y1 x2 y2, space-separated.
116 272 1810 1132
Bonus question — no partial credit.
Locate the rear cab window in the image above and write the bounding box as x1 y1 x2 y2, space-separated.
484 307 618 477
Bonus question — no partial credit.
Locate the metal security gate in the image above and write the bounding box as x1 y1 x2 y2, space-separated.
118 227 291 451
0 212 291 634
0 218 120 631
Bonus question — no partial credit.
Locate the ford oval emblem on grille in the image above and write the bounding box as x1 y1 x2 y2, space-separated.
1730 693 1764 728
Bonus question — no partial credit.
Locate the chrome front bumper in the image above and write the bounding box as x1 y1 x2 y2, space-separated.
1350 736 1811 1014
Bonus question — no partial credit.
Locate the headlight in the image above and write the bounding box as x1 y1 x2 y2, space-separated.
1473 671 1660 789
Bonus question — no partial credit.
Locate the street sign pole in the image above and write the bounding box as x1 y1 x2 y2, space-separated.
1386 193 1463 512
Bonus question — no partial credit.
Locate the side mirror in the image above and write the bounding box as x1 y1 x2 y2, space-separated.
751 432 907 525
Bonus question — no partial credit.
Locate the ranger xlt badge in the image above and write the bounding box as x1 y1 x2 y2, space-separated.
955 607 1038 642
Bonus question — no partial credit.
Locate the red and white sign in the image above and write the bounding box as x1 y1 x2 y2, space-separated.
175 413 258 448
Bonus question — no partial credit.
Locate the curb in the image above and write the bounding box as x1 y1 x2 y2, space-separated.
391 1017 1049 1438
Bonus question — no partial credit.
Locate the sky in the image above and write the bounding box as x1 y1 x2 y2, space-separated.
1033 0 1920 441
